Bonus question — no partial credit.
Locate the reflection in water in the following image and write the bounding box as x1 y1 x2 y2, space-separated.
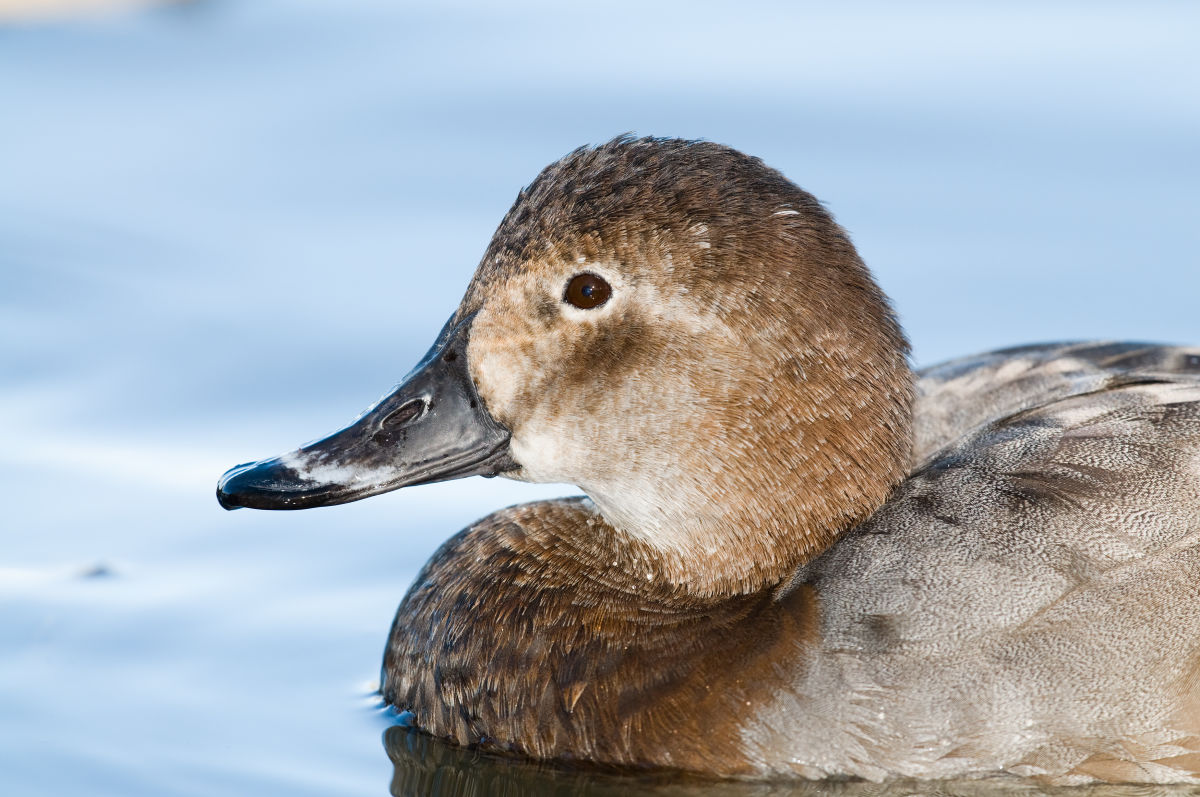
382 725 1200 797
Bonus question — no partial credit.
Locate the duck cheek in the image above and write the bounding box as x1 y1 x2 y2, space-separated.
506 408 626 488
505 423 578 485
465 329 538 431
467 349 520 423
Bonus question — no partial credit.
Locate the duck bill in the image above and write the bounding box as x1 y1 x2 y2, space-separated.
215 315 514 510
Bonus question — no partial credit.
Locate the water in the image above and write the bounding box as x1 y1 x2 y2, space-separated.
1 1 1198 795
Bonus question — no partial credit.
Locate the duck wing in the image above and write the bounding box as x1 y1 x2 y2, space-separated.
913 341 1200 464
782 345 1200 782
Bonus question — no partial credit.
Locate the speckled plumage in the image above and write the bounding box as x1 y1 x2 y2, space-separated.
376 138 1200 783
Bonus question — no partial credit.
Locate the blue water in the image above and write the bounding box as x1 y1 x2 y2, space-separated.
1 1 1198 795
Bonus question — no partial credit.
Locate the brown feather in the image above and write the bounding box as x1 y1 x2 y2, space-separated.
379 138 1200 783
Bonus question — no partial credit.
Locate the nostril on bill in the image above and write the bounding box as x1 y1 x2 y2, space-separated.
381 398 428 429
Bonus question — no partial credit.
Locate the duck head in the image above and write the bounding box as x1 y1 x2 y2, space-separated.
218 137 914 595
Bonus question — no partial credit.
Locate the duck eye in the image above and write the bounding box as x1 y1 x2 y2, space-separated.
564 272 612 309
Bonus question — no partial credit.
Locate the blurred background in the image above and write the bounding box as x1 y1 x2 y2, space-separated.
1 1 1197 795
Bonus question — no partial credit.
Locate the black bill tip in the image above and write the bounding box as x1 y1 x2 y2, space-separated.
216 462 256 510
215 458 321 511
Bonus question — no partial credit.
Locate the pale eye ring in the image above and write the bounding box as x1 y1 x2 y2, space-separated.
563 272 612 309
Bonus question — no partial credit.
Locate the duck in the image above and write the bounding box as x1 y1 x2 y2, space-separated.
216 136 1200 784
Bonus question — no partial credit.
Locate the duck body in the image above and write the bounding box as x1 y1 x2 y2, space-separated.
382 341 1200 783
216 137 1200 784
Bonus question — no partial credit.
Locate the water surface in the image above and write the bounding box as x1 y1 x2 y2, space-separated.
2 2 1198 795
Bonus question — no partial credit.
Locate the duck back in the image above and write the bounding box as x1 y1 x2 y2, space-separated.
771 341 1200 781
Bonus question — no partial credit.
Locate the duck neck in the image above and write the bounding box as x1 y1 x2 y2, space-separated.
578 499 764 598
584 356 916 599
585 478 856 598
